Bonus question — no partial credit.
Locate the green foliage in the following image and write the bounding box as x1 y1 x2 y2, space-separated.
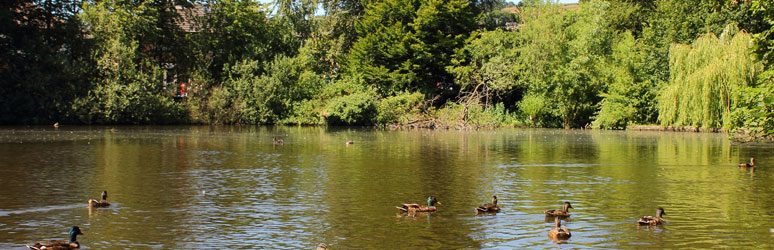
376 91 425 124
449 29 521 105
513 0 613 128
194 0 289 84
432 101 517 128
325 92 378 125
0 0 91 124
207 52 325 124
593 32 653 129
744 0 774 138
348 0 476 96
518 94 546 126
658 27 763 129
320 75 379 125
73 0 186 124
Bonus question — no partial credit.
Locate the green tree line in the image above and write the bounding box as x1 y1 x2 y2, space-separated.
1 0 772 138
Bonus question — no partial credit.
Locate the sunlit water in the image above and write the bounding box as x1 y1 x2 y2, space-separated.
0 126 772 249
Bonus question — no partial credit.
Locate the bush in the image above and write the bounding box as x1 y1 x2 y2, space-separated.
325 92 378 125
518 94 546 126
376 91 425 124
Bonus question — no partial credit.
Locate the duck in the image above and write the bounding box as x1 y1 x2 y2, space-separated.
315 243 328 250
397 196 441 213
548 216 571 240
87 190 110 208
638 207 666 226
545 201 573 217
737 157 755 168
345 141 354 145
26 226 83 250
475 195 500 213
273 137 284 145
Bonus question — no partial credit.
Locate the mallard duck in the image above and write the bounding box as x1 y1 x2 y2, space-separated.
548 216 571 240
545 201 573 217
638 207 666 225
737 158 755 168
397 196 441 213
273 137 284 145
26 226 83 250
475 195 500 213
87 190 109 208
315 243 328 250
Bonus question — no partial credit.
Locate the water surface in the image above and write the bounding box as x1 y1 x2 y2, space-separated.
0 126 772 249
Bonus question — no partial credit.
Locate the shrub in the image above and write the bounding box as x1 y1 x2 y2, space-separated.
376 91 425 124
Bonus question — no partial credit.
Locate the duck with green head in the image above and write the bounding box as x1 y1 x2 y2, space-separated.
545 201 573 217
638 207 666 225
397 196 441 213
475 195 500 213
88 190 110 208
26 226 83 250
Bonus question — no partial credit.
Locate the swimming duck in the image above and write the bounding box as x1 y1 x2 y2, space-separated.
548 216 571 240
87 190 109 208
26 226 83 250
638 207 666 226
397 196 441 213
273 137 284 145
315 243 328 250
737 158 755 168
545 202 573 217
475 195 500 213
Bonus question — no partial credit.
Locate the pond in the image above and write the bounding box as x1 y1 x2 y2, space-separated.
0 126 772 249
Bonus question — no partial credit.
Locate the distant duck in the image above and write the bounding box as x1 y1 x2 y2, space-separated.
737 158 755 168
397 196 441 213
26 226 83 250
345 141 354 145
315 243 328 250
638 207 666 226
88 190 110 208
548 216 571 240
545 201 573 217
273 137 284 145
475 195 500 213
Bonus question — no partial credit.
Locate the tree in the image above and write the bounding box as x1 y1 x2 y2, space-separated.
658 26 762 129
347 0 476 98
513 1 614 128
73 0 185 124
0 0 90 124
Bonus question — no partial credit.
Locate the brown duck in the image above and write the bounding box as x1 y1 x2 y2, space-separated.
638 207 666 225
475 195 500 213
87 190 110 208
545 201 573 217
737 158 755 168
548 216 571 240
397 196 440 213
26 226 83 250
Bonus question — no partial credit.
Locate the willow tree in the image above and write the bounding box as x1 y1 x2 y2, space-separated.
658 27 763 129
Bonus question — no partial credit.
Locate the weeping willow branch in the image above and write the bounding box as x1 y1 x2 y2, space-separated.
658 26 763 130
